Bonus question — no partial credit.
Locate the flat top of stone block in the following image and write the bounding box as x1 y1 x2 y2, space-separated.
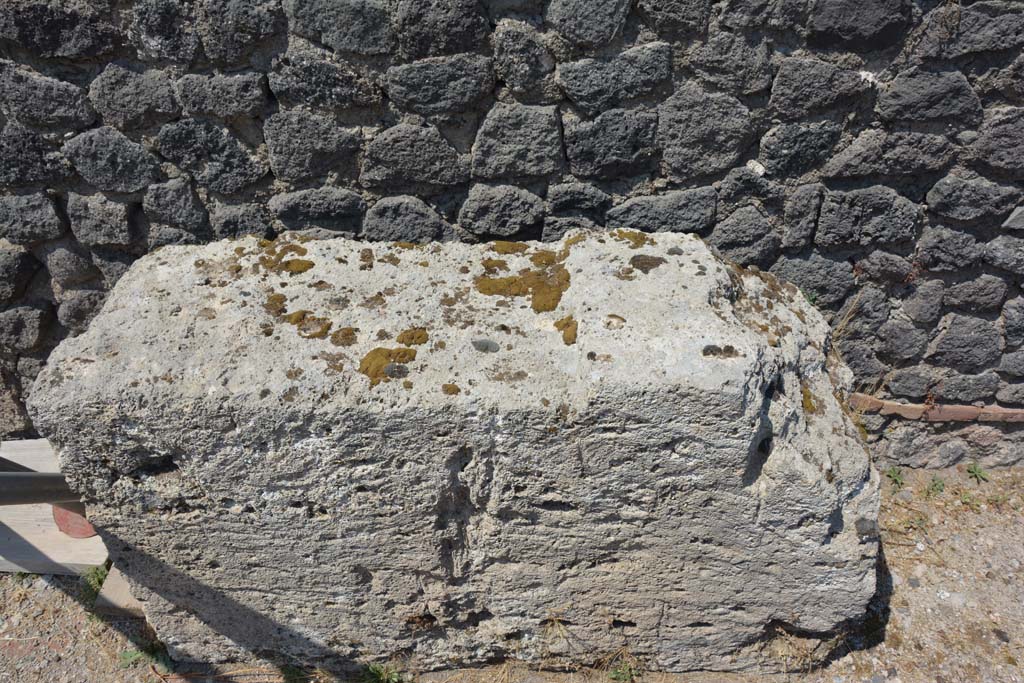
33 230 822 413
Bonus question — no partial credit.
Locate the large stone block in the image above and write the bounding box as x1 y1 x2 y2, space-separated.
30 231 879 675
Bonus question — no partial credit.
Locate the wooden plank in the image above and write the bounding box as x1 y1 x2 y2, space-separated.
94 565 145 618
0 439 108 575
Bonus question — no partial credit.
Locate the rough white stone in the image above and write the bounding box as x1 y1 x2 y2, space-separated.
29 230 880 674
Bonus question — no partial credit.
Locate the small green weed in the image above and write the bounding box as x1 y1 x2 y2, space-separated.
803 290 818 306
925 475 945 498
967 462 989 485
81 564 109 608
960 491 981 512
609 661 643 682
360 663 404 683
117 641 172 674
884 466 905 491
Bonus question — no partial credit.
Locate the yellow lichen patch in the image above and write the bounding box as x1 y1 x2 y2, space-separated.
359 249 374 270
530 250 557 267
482 258 509 274
801 382 823 416
475 264 570 313
379 253 400 266
611 229 654 249
491 241 529 255
264 293 287 315
441 383 461 395
283 310 311 325
298 317 332 339
554 316 578 345
330 327 359 347
403 380 414 390
359 347 418 387
397 327 429 346
281 259 315 274
395 242 419 250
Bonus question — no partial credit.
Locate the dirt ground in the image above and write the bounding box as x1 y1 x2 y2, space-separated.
1 465 1021 683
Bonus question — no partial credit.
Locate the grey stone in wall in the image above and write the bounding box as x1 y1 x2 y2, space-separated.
64 127 160 194
362 196 449 243
0 243 39 306
902 280 945 325
769 58 870 120
144 179 209 236
471 104 563 180
458 184 545 236
0 305 52 354
268 187 365 233
547 183 611 223
386 54 495 116
556 42 672 114
926 314 1003 373
392 0 489 59
688 32 772 95
88 247 136 289
89 64 180 131
855 251 913 284
926 172 1021 222
606 188 717 234
196 0 284 65
31 239 100 288
707 204 780 268
67 194 132 248
177 73 267 119
876 317 927 363
759 122 841 178
210 204 271 240
916 1 1024 59
1003 296 1024 348
130 0 200 63
877 68 982 124
0 0 119 59
563 108 659 179
659 83 753 181
781 184 824 250
268 48 380 109
0 122 72 186
935 372 1000 404
0 195 65 246
156 121 267 195
546 0 631 48
770 253 855 308
815 187 920 248
823 130 956 179
56 288 106 333
265 110 360 183
943 275 1009 313
361 123 468 191
916 226 982 272
492 21 555 96
284 0 393 56
985 235 1024 276
807 0 910 48
1005 207 1024 231
636 0 711 34
0 61 94 129
972 107 1024 177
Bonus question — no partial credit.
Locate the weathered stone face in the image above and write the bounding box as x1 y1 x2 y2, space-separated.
30 231 879 674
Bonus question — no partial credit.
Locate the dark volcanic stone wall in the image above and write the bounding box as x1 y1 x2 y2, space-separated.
1 0 1023 466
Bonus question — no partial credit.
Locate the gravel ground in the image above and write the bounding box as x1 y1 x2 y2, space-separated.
1 464 1021 683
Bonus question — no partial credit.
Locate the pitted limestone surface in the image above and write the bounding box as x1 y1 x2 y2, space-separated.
28 231 880 673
